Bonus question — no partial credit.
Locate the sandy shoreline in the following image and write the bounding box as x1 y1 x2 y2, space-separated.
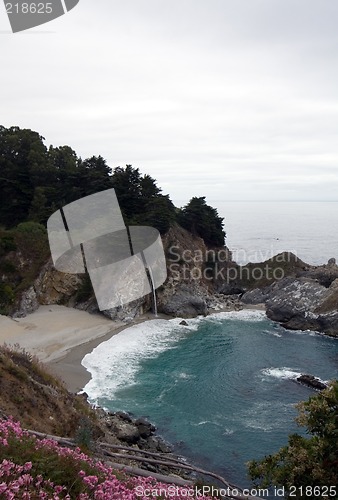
0 304 265 393
47 312 162 393
0 305 158 392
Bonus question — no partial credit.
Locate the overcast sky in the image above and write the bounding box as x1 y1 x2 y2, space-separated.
1 0 338 205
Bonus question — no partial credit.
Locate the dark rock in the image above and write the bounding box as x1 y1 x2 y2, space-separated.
156 438 173 454
179 320 188 326
296 374 327 391
13 286 39 318
143 464 159 473
159 284 208 318
103 297 144 322
114 411 133 423
139 436 158 451
135 417 156 438
264 276 338 336
139 435 173 454
217 284 244 295
111 420 140 444
328 258 337 266
241 286 272 305
266 277 330 322
297 266 338 288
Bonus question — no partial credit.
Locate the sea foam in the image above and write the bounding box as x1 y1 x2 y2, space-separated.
82 310 267 402
82 318 191 401
261 367 302 380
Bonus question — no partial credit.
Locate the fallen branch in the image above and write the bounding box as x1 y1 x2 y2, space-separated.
102 449 235 490
26 430 74 447
105 460 194 487
24 429 260 499
98 441 187 464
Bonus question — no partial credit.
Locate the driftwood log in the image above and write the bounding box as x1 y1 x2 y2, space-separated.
25 429 260 500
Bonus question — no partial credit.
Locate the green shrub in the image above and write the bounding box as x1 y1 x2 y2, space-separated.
0 283 15 305
16 221 47 235
248 381 338 495
75 274 93 303
0 235 17 255
75 417 93 452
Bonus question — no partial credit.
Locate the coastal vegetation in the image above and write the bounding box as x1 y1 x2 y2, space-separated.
0 417 218 499
0 125 225 242
1 124 338 496
0 125 226 314
248 381 338 497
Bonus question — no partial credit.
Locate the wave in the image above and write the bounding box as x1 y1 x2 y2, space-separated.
208 310 266 322
165 310 266 332
82 318 189 401
261 368 328 386
262 329 282 338
177 372 194 380
192 421 234 435
81 311 269 402
261 367 302 380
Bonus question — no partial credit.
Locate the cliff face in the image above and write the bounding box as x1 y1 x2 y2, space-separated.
0 344 175 457
7 223 233 320
242 258 338 337
3 226 338 336
0 344 94 436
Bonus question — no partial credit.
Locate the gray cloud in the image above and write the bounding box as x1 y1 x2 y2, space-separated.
1 0 338 204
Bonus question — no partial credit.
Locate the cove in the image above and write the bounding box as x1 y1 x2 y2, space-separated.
82 311 338 488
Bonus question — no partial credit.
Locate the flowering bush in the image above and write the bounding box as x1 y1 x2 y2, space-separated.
0 418 216 499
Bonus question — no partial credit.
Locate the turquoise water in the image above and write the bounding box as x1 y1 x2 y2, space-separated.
82 311 338 488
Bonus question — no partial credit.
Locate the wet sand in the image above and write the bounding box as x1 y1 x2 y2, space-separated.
0 305 155 392
0 304 265 393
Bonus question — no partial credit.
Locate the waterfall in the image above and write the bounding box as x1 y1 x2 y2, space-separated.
147 267 158 317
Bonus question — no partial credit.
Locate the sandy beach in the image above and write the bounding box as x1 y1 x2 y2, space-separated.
0 304 264 393
0 305 153 393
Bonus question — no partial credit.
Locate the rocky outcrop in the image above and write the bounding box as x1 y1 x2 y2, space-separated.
265 276 338 336
265 277 330 321
297 261 338 288
295 374 328 391
102 297 147 322
13 260 85 318
241 261 338 337
14 285 39 317
157 224 229 317
102 411 172 453
7 226 338 338
12 224 232 320
159 282 208 317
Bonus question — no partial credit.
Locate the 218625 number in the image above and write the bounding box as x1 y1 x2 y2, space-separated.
5 3 53 14
289 486 337 497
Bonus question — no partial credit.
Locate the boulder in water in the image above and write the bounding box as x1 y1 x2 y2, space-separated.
296 374 327 391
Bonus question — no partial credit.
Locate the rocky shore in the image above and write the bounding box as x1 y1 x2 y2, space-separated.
4 223 338 339
241 257 338 337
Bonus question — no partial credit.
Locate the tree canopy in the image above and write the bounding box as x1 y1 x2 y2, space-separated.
0 125 225 242
178 196 226 246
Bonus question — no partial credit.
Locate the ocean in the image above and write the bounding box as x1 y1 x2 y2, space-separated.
209 201 338 265
82 202 338 489
82 312 338 489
